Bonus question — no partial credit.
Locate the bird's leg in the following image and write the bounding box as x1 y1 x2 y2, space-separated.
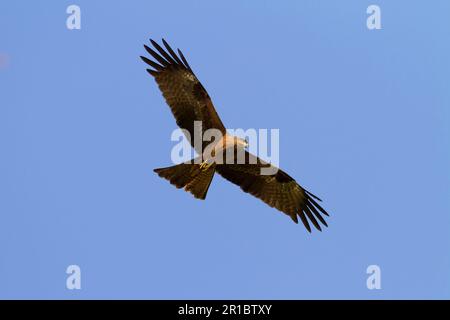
199 159 213 171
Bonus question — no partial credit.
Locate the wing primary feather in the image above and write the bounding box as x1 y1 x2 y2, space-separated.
146 68 158 77
162 39 185 66
307 194 329 216
305 189 323 202
150 39 177 65
290 213 299 224
307 201 328 227
297 211 311 233
177 48 193 72
144 44 169 66
140 56 163 70
303 206 322 231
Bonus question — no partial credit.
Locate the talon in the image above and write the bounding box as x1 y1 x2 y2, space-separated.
200 160 212 170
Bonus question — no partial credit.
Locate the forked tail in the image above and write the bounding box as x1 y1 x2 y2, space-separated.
153 161 216 200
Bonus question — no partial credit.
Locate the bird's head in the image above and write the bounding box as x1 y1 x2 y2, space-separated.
234 136 249 149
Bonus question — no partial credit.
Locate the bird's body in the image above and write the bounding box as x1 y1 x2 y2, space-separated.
204 133 248 163
141 39 330 232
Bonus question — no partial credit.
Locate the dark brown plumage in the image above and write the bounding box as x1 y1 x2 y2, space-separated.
141 39 330 232
215 151 329 232
142 39 224 154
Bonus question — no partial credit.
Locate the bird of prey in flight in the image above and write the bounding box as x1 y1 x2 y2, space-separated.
140 39 329 232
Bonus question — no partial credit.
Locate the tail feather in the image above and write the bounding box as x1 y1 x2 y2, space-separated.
154 162 216 200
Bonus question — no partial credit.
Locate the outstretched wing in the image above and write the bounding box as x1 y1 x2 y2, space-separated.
141 39 225 154
216 151 329 232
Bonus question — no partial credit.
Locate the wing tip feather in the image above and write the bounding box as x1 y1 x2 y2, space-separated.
142 38 194 75
146 68 158 76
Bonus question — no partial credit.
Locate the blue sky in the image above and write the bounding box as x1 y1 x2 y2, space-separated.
1 1 449 299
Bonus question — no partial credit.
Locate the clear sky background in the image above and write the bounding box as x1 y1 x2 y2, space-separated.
1 1 449 299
